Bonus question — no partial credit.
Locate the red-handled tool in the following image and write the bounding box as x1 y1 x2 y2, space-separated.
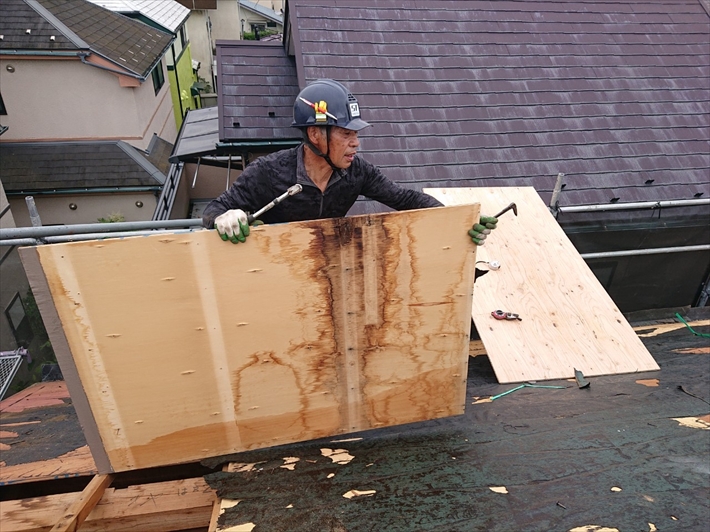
491 310 522 321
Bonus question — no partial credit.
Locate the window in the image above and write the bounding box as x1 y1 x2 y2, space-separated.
151 61 165 95
5 293 33 345
180 26 187 48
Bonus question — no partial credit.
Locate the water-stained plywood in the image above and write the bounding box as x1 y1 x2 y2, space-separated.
424 187 659 384
19 205 478 473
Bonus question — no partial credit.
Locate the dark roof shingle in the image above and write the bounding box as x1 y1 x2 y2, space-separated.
217 40 300 143
282 0 709 214
0 141 166 192
0 0 172 78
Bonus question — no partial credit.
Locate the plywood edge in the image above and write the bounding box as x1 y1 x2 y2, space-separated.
17 246 113 474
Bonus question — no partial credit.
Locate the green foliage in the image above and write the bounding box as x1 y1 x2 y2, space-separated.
242 29 278 41
22 287 55 362
98 212 125 223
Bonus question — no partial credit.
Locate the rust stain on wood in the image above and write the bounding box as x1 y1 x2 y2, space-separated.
33 207 476 472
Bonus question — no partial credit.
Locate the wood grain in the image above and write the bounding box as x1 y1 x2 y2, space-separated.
26 206 477 472
50 474 114 532
424 187 659 383
0 477 215 532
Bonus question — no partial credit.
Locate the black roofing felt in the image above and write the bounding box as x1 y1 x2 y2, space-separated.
0 0 172 78
217 40 301 143
0 141 166 193
277 0 709 213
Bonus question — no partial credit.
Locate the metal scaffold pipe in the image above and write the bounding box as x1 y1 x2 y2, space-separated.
0 218 204 240
557 198 710 213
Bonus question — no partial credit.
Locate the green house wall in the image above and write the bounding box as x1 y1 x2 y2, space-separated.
168 42 198 129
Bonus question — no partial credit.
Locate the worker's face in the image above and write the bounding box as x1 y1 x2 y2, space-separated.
311 126 360 169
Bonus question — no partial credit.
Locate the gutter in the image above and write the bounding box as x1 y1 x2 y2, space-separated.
557 199 710 214
581 244 710 259
5 186 162 196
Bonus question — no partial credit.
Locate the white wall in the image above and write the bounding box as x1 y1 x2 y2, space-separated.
8 192 159 227
185 0 241 87
0 57 177 149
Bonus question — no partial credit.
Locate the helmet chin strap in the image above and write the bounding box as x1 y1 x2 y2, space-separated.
305 127 343 174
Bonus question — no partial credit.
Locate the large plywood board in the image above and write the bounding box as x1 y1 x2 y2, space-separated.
20 205 478 473
424 187 659 384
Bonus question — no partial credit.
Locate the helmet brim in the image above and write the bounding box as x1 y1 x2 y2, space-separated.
343 118 370 131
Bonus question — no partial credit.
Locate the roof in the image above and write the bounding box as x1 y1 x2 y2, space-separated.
0 0 173 79
240 0 284 24
87 0 190 34
279 0 709 216
217 40 301 145
170 106 221 162
3 311 709 528
0 141 166 193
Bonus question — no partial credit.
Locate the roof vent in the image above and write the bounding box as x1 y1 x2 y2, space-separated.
232 121 240 128
644 179 654 185
50 35 56 41
25 29 31 34
694 192 704 198
561 183 566 189
268 111 275 117
610 197 620 203
0 35 4 40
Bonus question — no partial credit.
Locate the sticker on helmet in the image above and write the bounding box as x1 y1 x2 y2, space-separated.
349 102 360 118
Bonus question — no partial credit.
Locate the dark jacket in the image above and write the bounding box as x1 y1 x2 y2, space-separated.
202 145 443 228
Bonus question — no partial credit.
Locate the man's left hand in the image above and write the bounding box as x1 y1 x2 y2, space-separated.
468 215 498 245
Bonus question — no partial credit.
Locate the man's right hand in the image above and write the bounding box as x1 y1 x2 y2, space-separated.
214 209 250 243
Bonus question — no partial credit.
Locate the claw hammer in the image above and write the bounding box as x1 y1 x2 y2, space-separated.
247 184 303 224
493 202 518 219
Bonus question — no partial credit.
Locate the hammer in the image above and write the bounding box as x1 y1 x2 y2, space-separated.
493 202 518 219
247 184 302 224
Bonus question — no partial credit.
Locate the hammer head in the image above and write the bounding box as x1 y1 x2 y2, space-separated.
494 202 518 219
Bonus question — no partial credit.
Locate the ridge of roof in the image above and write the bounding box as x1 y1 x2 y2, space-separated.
24 0 90 49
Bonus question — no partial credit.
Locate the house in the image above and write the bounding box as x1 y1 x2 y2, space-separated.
240 0 284 37
0 0 178 353
175 0 283 98
166 0 710 313
0 0 177 150
87 0 199 129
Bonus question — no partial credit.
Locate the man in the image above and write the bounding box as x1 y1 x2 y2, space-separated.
202 79 497 243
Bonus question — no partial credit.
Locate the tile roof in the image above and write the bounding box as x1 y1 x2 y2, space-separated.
217 40 301 144
280 0 709 215
0 0 173 78
0 141 166 192
87 0 190 34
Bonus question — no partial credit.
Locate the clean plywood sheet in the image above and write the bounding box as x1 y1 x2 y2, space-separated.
20 205 478 472
424 187 659 384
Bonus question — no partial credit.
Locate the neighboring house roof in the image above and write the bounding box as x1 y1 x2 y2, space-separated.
276 0 709 217
217 40 300 145
240 0 283 24
0 141 166 193
170 106 220 162
0 0 173 79
87 0 190 34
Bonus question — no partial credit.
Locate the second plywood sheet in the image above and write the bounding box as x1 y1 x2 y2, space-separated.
425 187 659 384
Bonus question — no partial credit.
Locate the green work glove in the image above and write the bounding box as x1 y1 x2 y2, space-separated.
468 215 498 245
214 209 251 244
